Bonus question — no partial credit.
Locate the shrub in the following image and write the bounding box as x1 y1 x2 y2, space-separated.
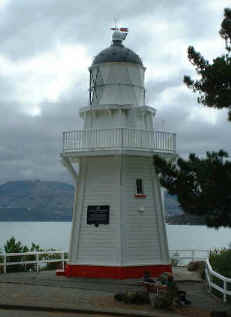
3 237 64 272
4 237 29 272
209 248 231 300
114 291 149 305
209 248 231 278
43 249 62 270
187 261 206 279
171 252 181 267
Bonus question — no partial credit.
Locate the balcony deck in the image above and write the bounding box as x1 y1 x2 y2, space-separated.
62 128 176 157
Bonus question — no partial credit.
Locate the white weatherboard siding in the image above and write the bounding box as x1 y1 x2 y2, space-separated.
69 156 121 265
122 156 169 265
68 155 170 266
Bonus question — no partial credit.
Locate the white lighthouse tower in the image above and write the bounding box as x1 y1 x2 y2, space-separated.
61 29 176 279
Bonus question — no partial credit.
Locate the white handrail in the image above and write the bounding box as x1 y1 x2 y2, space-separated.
62 128 176 154
169 249 209 264
0 251 67 273
1 249 230 302
4 250 64 256
206 258 231 303
0 249 208 274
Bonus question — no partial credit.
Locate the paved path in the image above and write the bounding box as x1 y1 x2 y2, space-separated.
0 268 229 316
0 310 118 317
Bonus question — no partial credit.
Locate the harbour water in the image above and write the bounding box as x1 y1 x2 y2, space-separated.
0 222 230 252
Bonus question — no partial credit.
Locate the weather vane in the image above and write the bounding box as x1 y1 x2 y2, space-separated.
113 16 118 29
110 17 128 40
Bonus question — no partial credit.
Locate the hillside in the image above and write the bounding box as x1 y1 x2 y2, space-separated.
0 180 188 222
0 180 73 221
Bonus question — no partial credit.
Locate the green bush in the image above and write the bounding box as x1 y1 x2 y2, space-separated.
3 236 62 272
187 261 206 279
209 248 231 300
114 291 150 305
209 248 231 278
171 252 181 267
43 249 62 271
4 237 29 272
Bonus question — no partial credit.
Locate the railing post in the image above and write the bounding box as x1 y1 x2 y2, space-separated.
4 254 7 273
62 129 176 155
174 133 176 153
206 266 210 292
62 132 65 152
61 252 65 271
192 250 195 262
224 280 227 303
36 253 39 273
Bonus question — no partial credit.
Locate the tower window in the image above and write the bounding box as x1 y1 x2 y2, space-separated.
136 179 143 194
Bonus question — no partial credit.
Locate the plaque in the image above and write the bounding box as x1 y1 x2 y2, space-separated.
87 205 110 225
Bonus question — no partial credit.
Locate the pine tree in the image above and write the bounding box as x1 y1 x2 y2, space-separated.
154 151 231 228
184 8 231 121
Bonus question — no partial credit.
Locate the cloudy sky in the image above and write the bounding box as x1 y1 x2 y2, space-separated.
0 0 230 185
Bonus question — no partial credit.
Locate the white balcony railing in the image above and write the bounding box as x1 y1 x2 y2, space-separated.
62 128 176 154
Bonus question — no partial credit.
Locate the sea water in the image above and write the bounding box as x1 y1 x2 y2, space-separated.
0 222 230 252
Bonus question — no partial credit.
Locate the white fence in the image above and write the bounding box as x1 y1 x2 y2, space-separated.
0 249 208 274
169 249 209 265
0 251 67 273
1 249 230 303
206 258 231 303
63 128 176 154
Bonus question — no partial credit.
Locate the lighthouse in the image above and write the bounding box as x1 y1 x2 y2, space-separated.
61 28 176 279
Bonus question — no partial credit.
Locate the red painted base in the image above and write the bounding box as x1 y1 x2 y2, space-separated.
61 264 172 279
56 269 65 276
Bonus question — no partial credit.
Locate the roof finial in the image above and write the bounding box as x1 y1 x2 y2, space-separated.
110 20 128 43
113 16 118 30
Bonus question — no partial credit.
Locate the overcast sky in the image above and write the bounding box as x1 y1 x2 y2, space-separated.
0 0 230 185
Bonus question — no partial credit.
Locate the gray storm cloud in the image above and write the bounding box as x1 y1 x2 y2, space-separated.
0 0 230 184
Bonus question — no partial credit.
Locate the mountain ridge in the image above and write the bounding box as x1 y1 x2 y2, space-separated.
0 180 185 222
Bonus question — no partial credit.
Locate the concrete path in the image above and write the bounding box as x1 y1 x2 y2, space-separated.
0 268 229 316
0 309 119 317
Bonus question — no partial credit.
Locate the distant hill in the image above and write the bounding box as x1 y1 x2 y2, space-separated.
0 180 73 221
0 180 186 221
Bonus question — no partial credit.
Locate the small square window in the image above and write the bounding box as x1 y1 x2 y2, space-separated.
136 179 143 194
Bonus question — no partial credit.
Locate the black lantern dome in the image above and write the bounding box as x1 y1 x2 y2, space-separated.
92 30 143 66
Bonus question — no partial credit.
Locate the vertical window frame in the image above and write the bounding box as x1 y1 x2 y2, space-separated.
136 178 143 194
135 178 146 198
